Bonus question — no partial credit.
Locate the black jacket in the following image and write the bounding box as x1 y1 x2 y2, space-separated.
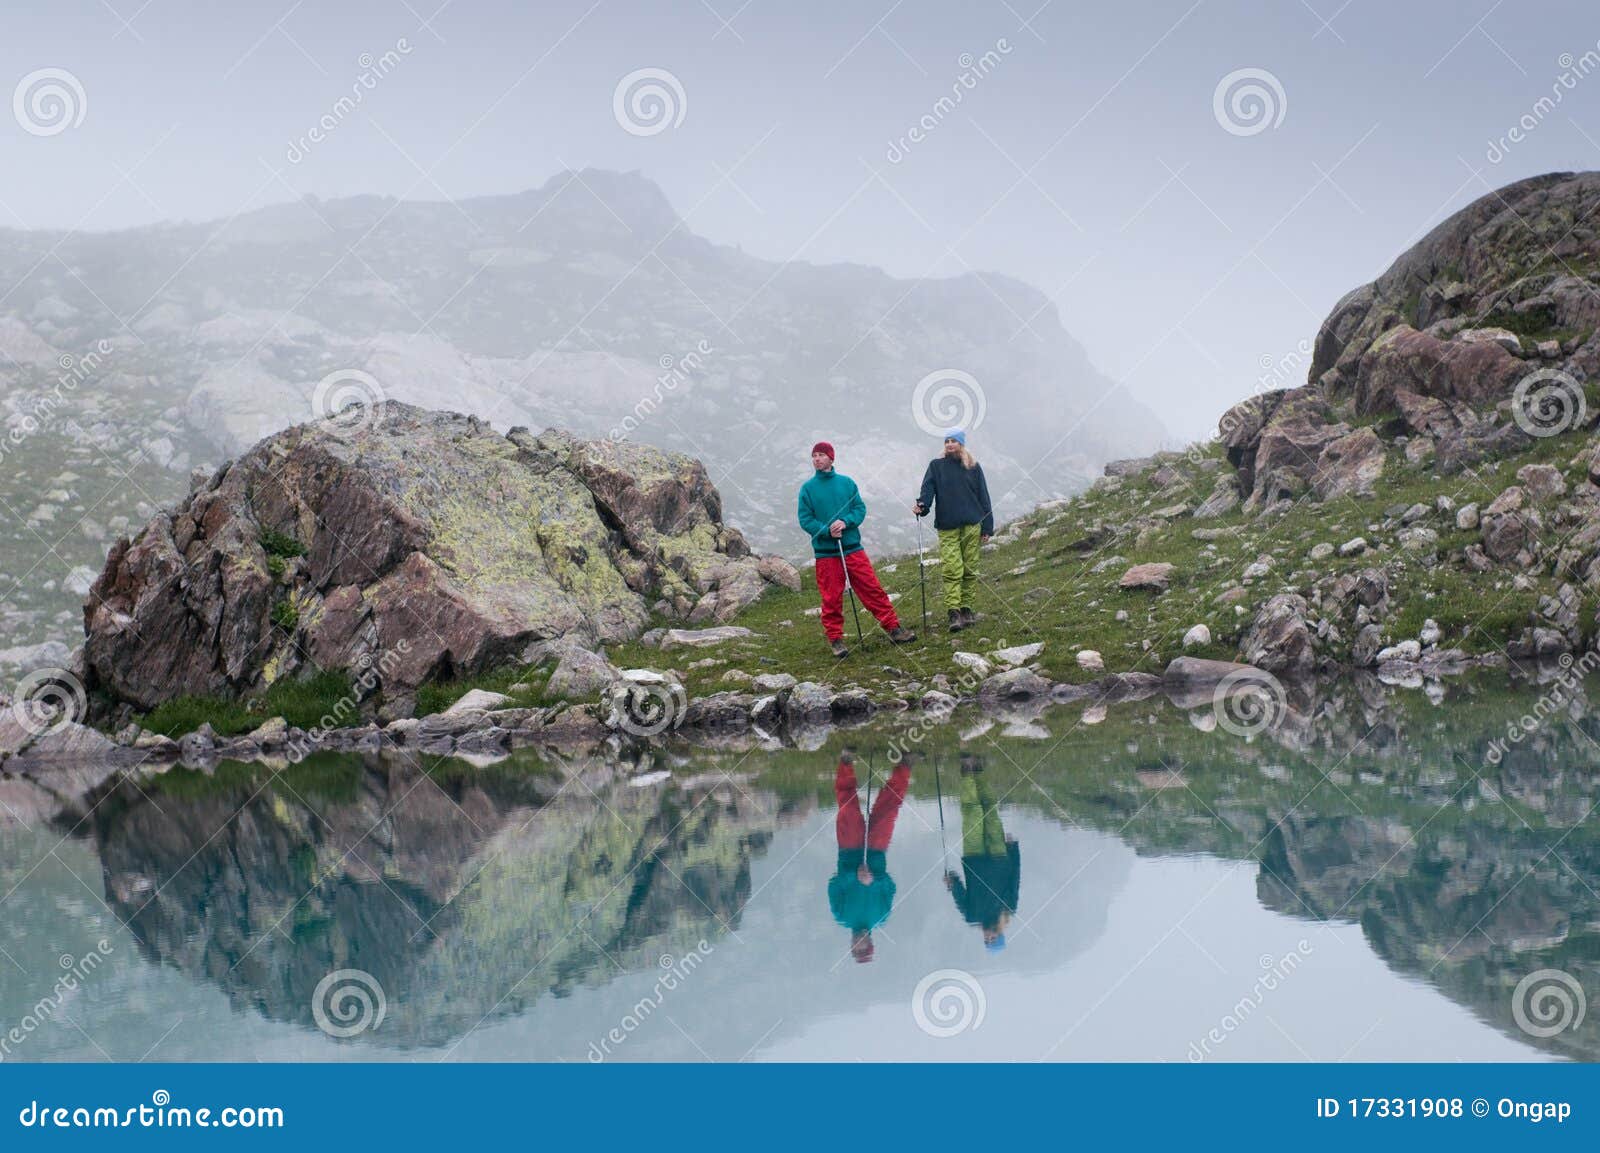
917 457 994 535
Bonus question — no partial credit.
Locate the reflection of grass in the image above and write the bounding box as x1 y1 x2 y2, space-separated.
140 669 354 737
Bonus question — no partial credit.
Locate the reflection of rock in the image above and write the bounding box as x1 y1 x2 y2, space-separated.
87 755 787 1047
1256 810 1600 1060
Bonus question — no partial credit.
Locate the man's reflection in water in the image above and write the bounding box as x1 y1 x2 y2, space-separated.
944 754 1021 952
828 750 911 963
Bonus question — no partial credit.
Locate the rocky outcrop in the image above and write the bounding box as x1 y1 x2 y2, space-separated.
1218 172 1600 513
81 403 796 713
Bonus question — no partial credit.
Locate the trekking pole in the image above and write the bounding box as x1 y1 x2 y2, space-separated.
838 537 865 646
933 754 950 872
914 511 929 633
862 750 872 866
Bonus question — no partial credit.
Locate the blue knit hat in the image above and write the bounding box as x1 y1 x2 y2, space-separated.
944 429 967 446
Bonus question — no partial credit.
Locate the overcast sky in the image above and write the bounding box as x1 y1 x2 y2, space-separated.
2 0 1598 439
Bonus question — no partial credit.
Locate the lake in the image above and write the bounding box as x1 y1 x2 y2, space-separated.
2 671 1596 1062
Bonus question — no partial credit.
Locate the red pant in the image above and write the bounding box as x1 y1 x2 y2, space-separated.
835 761 910 851
815 549 900 640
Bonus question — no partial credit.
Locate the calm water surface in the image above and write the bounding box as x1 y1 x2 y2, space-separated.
3 676 1597 1061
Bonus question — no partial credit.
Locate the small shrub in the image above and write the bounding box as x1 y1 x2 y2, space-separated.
270 599 299 632
259 527 305 558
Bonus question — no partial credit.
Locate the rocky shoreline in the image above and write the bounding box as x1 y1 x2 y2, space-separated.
0 642 1507 773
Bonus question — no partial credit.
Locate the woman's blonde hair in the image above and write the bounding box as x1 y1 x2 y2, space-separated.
946 441 977 470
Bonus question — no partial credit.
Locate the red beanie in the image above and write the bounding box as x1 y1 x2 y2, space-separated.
811 441 835 460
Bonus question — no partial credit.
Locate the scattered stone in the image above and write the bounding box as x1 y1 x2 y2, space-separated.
1375 639 1422 663
1455 503 1480 531
991 642 1044 667
659 626 755 649
1516 463 1567 501
444 688 515 714
1240 593 1314 675
1076 649 1105 673
1309 542 1335 561
1457 325 1523 354
1338 537 1368 557
1119 562 1175 592
751 672 796 692
952 652 993 679
1181 624 1211 649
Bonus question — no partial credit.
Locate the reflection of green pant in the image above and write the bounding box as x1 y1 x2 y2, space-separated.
938 524 982 610
960 776 1006 858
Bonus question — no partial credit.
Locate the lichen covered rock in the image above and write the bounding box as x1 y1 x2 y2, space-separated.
83 403 789 710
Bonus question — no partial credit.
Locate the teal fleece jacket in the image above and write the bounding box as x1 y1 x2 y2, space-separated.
797 468 867 558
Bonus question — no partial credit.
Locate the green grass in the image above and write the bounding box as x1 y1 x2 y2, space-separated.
413 662 552 717
139 668 356 738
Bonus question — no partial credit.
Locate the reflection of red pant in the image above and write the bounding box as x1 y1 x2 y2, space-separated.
816 549 900 641
835 761 910 851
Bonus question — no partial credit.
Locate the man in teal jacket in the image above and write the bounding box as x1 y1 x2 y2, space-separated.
798 441 916 657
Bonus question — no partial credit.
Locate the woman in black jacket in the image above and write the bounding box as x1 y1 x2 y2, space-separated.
911 429 994 632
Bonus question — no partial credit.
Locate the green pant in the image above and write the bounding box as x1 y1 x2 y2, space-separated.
938 524 982 610
959 776 1006 858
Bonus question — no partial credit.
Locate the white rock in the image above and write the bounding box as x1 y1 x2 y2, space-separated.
1076 649 1105 672
990 642 1044 668
444 689 514 714
1338 537 1368 557
952 652 994 678
1456 503 1480 530
1375 639 1421 663
1182 624 1211 649
1419 619 1442 646
1309 542 1335 561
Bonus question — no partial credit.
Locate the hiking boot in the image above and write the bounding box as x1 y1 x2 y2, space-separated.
887 626 917 645
960 607 978 626
830 638 850 659
947 609 966 632
959 753 983 775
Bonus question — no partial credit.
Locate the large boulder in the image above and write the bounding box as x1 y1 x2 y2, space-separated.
82 403 790 711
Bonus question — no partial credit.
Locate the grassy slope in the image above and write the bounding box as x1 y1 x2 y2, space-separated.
602 426 1585 701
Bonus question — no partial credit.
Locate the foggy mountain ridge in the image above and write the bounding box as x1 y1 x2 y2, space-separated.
0 167 1165 652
